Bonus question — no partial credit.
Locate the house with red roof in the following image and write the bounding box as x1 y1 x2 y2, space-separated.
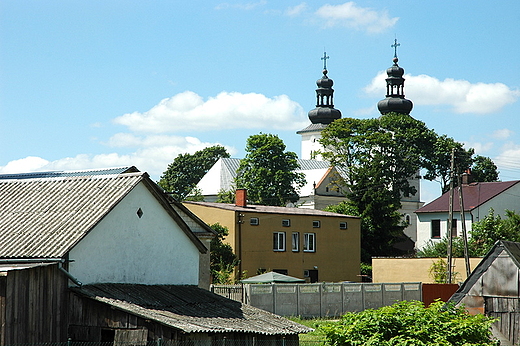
415 179 520 250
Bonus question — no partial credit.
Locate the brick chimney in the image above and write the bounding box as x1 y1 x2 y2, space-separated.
461 169 474 185
235 189 247 207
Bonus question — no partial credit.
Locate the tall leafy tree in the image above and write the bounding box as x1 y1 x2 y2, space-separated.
320 114 437 260
235 133 305 206
159 145 229 200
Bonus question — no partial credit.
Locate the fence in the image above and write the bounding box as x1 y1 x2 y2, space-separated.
5 340 324 346
211 282 422 318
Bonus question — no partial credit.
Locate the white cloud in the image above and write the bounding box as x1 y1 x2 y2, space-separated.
492 128 513 140
113 91 307 133
365 72 520 114
286 3 307 17
0 156 50 174
315 2 398 34
0 137 236 179
463 141 494 155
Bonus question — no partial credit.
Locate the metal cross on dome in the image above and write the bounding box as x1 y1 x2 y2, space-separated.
392 38 400 58
321 51 329 70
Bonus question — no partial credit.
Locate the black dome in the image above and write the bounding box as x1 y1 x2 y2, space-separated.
308 107 342 125
377 97 413 115
317 69 333 88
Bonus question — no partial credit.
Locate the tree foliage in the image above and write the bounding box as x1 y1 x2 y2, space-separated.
209 223 240 284
417 209 520 258
321 114 436 260
320 300 499 346
319 113 499 260
159 145 230 200
471 155 499 183
235 133 305 206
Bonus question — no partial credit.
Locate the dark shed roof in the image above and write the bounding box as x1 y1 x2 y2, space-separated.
72 284 312 335
416 181 520 213
449 240 520 306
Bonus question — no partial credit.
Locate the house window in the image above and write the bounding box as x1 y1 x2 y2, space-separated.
273 232 286 251
313 220 321 228
292 232 299 252
339 222 348 230
450 218 458 237
431 219 441 238
282 219 291 227
304 233 316 252
250 217 259 226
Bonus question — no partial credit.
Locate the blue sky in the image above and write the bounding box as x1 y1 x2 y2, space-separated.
1 0 519 203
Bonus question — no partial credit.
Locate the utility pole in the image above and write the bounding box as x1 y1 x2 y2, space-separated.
458 173 471 277
446 148 455 283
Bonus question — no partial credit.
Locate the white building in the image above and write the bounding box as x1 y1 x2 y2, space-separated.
415 180 520 250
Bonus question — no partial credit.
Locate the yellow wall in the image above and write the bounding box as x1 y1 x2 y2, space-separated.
372 257 483 283
184 203 361 282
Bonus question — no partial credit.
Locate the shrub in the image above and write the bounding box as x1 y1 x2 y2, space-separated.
320 300 498 346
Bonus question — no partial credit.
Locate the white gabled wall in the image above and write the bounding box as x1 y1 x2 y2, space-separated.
68 182 201 285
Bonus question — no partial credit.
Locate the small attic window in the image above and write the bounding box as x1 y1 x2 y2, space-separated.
282 219 291 227
339 222 347 230
136 208 144 218
250 217 259 226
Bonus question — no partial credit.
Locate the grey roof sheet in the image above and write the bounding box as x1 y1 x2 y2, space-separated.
72 284 312 335
185 201 357 218
221 158 331 174
0 166 139 180
0 172 145 258
296 123 328 134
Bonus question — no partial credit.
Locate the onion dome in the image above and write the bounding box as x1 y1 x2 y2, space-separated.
377 40 413 115
308 58 342 124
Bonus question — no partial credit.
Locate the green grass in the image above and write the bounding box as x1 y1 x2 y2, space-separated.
287 316 334 343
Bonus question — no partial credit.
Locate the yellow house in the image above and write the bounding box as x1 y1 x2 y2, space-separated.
184 190 361 283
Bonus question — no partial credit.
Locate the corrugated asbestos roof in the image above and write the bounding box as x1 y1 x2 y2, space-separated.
0 172 145 258
416 180 520 213
0 166 139 180
72 284 312 335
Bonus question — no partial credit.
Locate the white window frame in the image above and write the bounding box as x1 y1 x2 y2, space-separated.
250 217 259 226
273 232 286 251
292 232 299 252
304 233 316 252
340 222 348 230
282 219 291 227
313 220 321 228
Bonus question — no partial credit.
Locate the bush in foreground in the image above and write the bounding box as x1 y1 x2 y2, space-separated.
320 300 498 346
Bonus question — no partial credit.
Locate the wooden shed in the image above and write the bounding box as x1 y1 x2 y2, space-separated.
0 263 311 345
449 240 520 345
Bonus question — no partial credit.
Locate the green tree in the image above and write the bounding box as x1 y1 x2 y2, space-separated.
209 223 240 284
469 208 520 255
320 300 499 346
423 135 474 194
471 155 499 183
235 133 305 206
158 145 229 201
320 114 437 260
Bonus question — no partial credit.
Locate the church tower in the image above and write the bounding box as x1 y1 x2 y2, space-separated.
297 53 342 160
377 39 413 115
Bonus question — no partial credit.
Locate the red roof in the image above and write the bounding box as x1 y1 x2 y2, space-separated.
416 180 520 213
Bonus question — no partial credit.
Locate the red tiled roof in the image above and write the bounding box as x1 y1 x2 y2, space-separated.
416 180 520 213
